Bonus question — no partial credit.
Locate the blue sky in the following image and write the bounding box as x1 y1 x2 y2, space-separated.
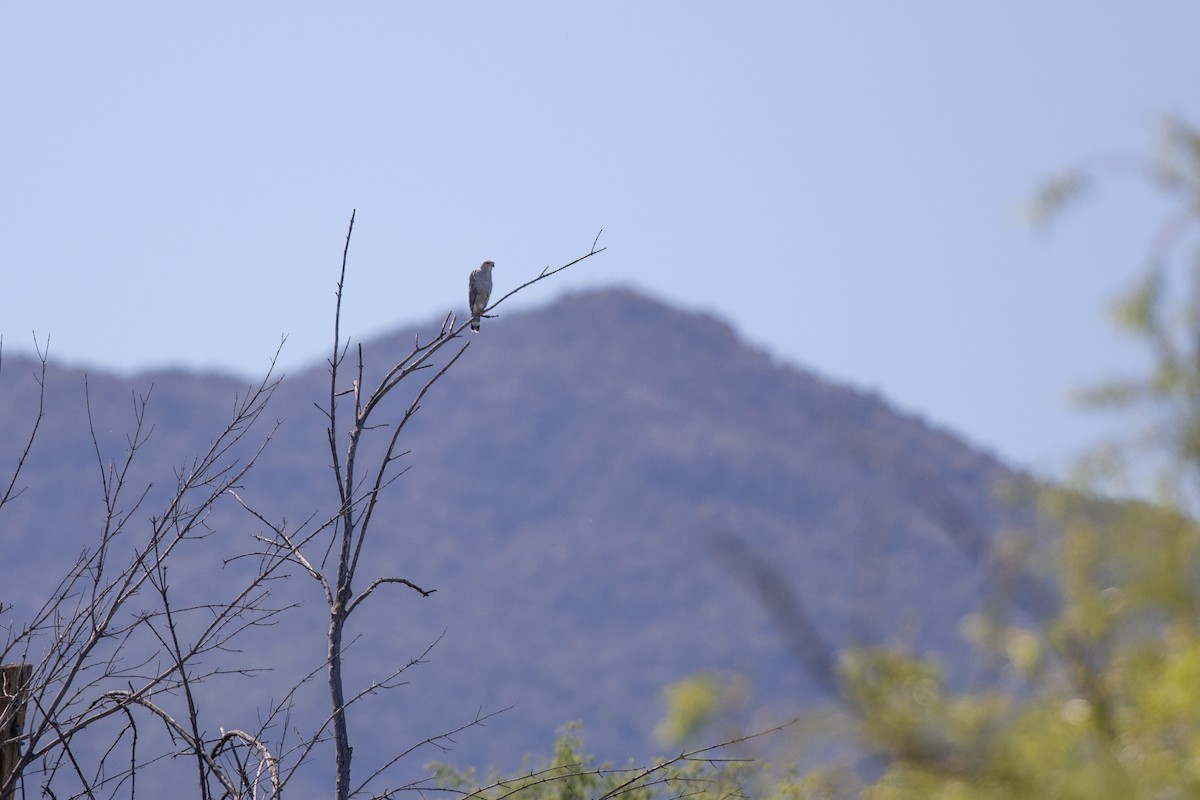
3 4 1199 478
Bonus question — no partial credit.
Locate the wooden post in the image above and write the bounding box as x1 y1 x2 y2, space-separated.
1 663 32 800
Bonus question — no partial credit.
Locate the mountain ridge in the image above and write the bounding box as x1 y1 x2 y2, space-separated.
0 286 1034 775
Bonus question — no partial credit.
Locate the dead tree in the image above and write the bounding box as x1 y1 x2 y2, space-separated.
242 212 606 800
0 664 31 800
0 213 605 800
0 361 286 799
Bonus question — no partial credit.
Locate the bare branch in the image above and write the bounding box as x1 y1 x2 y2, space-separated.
0 334 48 511
349 342 471 585
345 577 436 615
96 691 242 799
483 237 606 322
353 705 514 798
211 728 282 798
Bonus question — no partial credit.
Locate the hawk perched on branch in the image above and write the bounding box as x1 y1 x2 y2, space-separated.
468 260 494 333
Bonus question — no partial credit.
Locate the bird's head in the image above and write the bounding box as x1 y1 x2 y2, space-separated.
482 260 495 270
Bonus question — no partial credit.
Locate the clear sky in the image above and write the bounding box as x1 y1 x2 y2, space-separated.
3 4 1199 479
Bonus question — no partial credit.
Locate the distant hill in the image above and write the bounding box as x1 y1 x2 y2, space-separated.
0 287 1039 779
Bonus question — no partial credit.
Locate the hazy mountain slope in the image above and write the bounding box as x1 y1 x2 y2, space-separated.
0 287 1033 776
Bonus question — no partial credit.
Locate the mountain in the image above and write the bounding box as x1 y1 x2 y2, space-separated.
0 287 1037 781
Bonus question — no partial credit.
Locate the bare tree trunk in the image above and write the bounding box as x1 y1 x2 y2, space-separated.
330 598 352 800
0 664 32 800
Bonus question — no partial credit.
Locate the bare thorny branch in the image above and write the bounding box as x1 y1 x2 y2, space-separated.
411 719 795 800
1 347 287 800
1 214 619 800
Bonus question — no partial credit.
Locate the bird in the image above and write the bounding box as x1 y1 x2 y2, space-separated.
468 260 494 332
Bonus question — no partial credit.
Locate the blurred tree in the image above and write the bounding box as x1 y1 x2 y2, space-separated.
635 115 1200 800
832 114 1200 799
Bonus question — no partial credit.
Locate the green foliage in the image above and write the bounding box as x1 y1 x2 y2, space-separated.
654 673 750 748
427 724 755 800
836 113 1200 799
680 114 1200 798
838 492 1200 798
1025 169 1089 230
1060 116 1200 497
654 675 722 748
